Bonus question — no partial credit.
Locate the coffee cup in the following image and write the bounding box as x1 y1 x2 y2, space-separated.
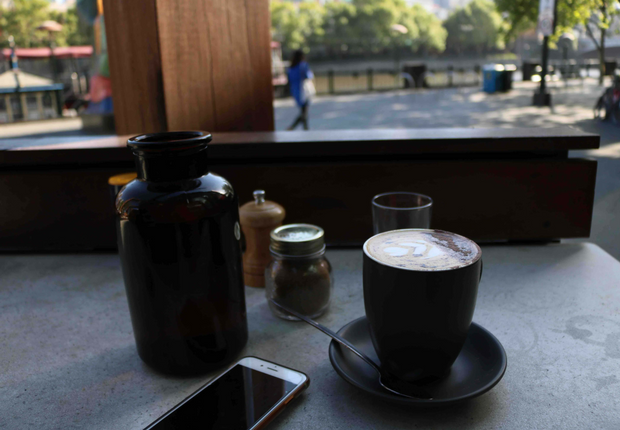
363 229 482 382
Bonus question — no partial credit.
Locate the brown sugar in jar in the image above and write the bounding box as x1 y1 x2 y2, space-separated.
265 224 333 320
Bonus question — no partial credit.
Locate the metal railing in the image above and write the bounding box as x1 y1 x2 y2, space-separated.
278 59 617 97
312 67 482 95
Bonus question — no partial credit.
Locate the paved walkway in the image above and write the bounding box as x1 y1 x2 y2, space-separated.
275 80 601 130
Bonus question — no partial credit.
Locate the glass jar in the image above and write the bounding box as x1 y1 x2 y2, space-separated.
116 131 247 375
265 224 333 320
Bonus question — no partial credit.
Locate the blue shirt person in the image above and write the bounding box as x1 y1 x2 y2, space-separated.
287 50 313 130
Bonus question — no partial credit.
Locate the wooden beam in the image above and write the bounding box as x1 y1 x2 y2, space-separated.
0 158 596 250
0 128 600 250
215 158 598 245
102 0 274 135
102 0 167 135
1 128 599 167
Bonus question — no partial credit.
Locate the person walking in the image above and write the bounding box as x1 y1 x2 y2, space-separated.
287 50 314 130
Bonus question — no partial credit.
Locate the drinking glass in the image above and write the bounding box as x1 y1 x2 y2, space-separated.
372 192 433 234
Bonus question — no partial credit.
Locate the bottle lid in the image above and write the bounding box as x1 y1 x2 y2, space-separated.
127 131 211 155
126 131 212 182
239 190 285 228
270 224 325 256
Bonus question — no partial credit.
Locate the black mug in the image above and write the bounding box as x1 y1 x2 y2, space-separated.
363 229 482 382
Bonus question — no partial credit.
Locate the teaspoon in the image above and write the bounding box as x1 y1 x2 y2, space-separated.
269 299 433 400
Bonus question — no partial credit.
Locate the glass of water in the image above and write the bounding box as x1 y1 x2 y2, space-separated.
372 192 433 234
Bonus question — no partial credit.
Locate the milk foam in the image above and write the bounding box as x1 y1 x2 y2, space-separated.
364 230 481 271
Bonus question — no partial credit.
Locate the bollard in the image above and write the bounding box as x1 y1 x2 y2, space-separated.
367 68 373 91
448 65 454 87
328 70 334 95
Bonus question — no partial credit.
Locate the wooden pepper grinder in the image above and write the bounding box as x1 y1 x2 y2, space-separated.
239 190 286 288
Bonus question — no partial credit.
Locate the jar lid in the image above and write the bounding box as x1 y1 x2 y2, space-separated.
270 224 324 256
108 172 137 186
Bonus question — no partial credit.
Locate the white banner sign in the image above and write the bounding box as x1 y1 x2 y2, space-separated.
538 0 556 36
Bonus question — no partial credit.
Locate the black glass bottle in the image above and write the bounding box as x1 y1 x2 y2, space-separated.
116 131 248 375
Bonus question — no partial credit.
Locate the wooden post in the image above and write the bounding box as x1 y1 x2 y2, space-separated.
328 70 334 94
102 0 274 135
5 95 14 122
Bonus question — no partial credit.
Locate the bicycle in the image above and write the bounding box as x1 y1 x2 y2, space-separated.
594 75 620 123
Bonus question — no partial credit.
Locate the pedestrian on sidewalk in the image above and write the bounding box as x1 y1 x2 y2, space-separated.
287 49 315 130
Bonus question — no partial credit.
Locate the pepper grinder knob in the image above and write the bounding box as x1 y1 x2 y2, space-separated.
254 190 265 205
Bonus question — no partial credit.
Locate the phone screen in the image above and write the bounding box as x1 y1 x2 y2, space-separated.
148 365 298 430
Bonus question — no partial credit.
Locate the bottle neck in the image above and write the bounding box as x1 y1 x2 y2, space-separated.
134 146 209 182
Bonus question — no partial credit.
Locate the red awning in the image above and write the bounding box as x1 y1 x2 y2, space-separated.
1 46 94 59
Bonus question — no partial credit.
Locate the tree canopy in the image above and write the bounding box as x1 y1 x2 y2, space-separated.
271 0 447 56
0 0 92 48
271 1 325 50
495 0 619 84
495 0 594 42
582 0 620 48
445 0 505 54
0 0 50 48
400 4 447 53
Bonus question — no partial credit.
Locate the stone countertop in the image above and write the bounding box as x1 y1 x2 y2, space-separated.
1 243 619 429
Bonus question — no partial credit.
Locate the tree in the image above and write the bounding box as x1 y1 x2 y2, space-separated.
444 0 504 55
271 0 446 58
299 2 326 47
495 0 592 41
348 0 407 53
496 0 617 84
0 0 50 48
323 0 404 55
323 1 358 55
270 1 325 51
323 0 446 56
407 4 446 54
0 1 93 49
50 7 95 48
583 1 620 84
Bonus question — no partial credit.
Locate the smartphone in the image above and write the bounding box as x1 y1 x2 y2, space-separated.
144 357 309 430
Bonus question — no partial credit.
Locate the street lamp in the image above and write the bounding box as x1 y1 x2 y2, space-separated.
533 0 557 107
390 24 408 78
8 35 20 89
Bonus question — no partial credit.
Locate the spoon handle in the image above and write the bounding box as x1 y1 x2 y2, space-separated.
269 299 382 373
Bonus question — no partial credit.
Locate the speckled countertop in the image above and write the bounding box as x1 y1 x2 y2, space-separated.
1 244 619 429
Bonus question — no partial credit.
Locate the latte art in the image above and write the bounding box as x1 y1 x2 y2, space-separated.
364 230 481 271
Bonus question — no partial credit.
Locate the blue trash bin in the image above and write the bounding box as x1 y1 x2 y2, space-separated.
483 64 505 93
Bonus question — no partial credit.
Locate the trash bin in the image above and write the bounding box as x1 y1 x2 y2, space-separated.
483 64 514 93
604 60 617 76
483 64 504 93
483 65 498 93
502 64 516 91
522 62 540 81
403 63 427 88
